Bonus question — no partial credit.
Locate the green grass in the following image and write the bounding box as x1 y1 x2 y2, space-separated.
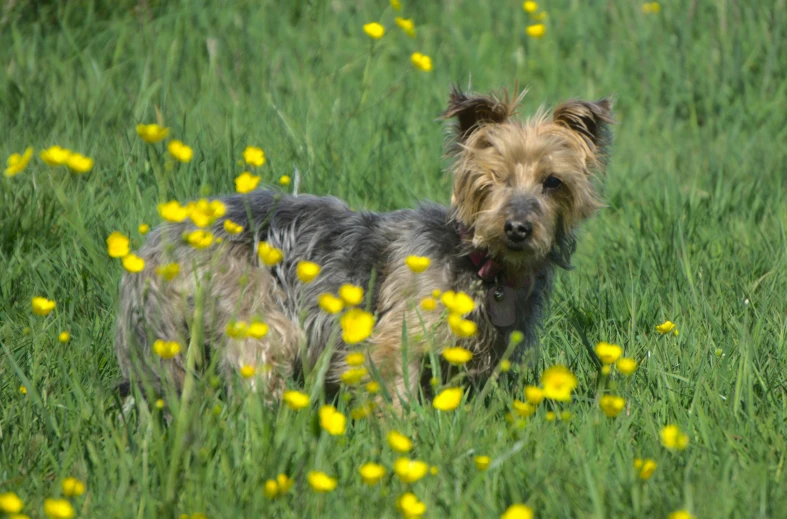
2 0 786 517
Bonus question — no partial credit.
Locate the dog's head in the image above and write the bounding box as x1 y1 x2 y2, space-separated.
442 87 614 270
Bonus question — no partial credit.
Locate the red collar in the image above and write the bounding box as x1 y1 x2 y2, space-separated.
457 223 530 289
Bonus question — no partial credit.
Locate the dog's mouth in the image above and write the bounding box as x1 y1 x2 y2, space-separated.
505 239 530 252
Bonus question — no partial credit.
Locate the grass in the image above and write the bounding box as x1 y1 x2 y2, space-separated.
1 0 786 517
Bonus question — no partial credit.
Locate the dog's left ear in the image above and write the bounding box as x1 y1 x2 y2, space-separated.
441 87 519 143
553 98 615 164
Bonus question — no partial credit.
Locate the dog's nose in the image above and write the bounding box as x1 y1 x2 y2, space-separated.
504 220 532 243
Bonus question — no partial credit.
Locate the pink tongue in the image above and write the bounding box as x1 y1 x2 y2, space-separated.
477 258 501 281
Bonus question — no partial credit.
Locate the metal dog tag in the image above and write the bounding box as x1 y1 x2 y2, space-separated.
487 285 516 327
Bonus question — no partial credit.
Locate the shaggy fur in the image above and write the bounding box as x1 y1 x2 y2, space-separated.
115 87 614 406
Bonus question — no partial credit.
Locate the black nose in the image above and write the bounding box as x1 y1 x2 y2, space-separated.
504 220 532 243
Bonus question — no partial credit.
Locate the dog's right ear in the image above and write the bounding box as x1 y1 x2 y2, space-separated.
441 87 519 143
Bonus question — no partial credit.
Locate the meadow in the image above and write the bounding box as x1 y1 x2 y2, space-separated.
1 0 786 517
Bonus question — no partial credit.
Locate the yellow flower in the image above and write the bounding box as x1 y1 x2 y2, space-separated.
188 199 226 228
656 320 677 334
601 365 611 375
350 402 376 420
243 146 266 167
390 0 401 11
432 387 463 411
223 219 243 234
388 431 413 453
442 346 473 366
318 293 344 314
346 352 365 366
340 367 368 385
474 455 491 471
66 153 93 174
366 381 380 394
532 11 548 21
512 399 536 417
319 405 347 436
642 2 661 14
340 308 376 344
541 365 578 402
442 290 475 315
40 145 72 166
526 24 546 39
226 321 248 339
419 297 437 311
599 395 626 418
257 242 283 266
363 22 385 39
136 123 169 143
393 458 429 483
138 223 150 235
155 399 165 409
296 261 321 283
595 342 623 364
158 200 191 222
359 462 386 485
19 385 27 395
247 321 269 339
667 511 695 519
43 498 75 519
501 504 534 519
264 473 294 498
616 357 638 376
522 1 538 13
500 359 511 372
410 53 433 72
153 339 181 359
168 140 193 162
106 232 130 258
240 364 256 379
0 492 24 513
396 492 427 518
62 477 86 497
282 390 310 410
634 458 657 480
186 230 214 249
122 253 145 273
524 386 544 405
395 17 415 37
278 175 291 186
58 331 70 343
235 171 261 194
32 297 56 316
660 424 689 450
339 284 364 306
4 147 33 177
156 262 180 280
447 313 477 338
307 471 337 492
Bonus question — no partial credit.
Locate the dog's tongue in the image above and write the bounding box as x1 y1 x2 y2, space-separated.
477 257 501 281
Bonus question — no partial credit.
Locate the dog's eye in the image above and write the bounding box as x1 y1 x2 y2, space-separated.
543 176 562 190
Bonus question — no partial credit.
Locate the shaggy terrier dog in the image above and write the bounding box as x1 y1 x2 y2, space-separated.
115 87 614 406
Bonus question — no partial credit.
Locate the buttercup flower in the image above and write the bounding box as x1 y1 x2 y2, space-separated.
186 230 214 249
501 504 534 519
4 147 33 177
366 381 380 394
278 175 291 186
296 261 321 283
396 492 426 518
340 367 367 385
158 200 191 222
419 297 437 311
188 199 226 228
346 352 365 366
360 462 386 485
223 219 243 234
106 232 130 258
307 471 337 492
20 385 27 395
58 331 70 343
523 1 538 12
339 284 364 306
512 400 536 417
264 474 294 498
616 357 638 375
441 291 474 315
258 242 283 266
350 402 376 420
595 342 623 364
599 395 626 418
661 424 689 450
395 17 415 37
32 297 56 316
319 405 347 436
393 458 429 483
247 321 269 339
601 365 611 376
43 498 75 519
340 308 375 344
66 153 93 174
388 431 413 453
526 24 545 39
226 321 248 339
642 2 661 14
656 320 678 335
318 293 344 314
524 386 544 405
0 492 24 513
153 339 181 359
541 365 578 402
634 458 657 480
136 123 169 143
363 22 385 39
474 455 491 471
122 254 145 273
138 223 150 235
432 387 463 411
243 146 266 167
235 171 261 194
62 477 86 497
390 0 401 10
447 313 477 338
168 140 193 162
442 346 473 366
40 145 72 166
240 365 256 379
667 511 695 519
410 52 433 72
500 359 511 372
156 263 180 280
532 11 548 21
155 399 165 409
282 390 310 410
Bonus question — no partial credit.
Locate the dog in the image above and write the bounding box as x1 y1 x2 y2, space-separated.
115 87 613 407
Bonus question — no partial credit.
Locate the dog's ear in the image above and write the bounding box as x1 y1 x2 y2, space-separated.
441 86 518 142
553 97 615 159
